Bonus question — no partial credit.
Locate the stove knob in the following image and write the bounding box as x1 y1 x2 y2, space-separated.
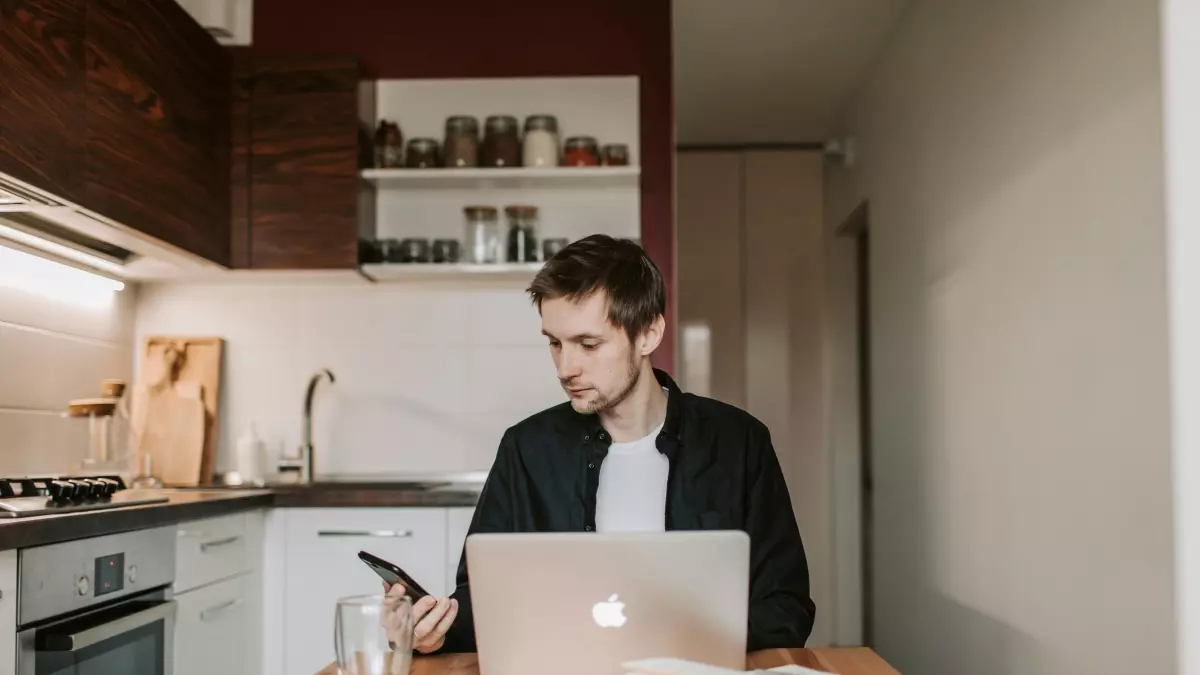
127 565 138 584
67 480 95 500
76 575 90 597
96 478 120 497
48 480 75 503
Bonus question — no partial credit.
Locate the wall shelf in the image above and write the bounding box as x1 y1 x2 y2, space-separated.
360 262 543 282
361 166 640 190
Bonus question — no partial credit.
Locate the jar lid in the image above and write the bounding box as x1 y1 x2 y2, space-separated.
602 143 629 153
463 205 499 219
485 115 519 131
524 115 559 133
407 137 440 149
564 136 599 148
504 205 539 219
445 115 479 132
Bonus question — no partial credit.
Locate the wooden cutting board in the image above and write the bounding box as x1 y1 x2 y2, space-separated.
133 336 223 486
134 380 206 485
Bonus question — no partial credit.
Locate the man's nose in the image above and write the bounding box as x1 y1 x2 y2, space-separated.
557 347 582 381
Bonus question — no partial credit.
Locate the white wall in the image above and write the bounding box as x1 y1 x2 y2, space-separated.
0 248 135 475
826 2 1175 674
1162 1 1200 674
134 279 563 476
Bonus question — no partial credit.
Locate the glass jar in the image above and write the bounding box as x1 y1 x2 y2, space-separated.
504 205 540 263
563 136 600 166
464 206 501 263
375 120 403 168
602 143 629 166
481 115 520 168
443 116 479 168
405 138 441 168
522 115 559 168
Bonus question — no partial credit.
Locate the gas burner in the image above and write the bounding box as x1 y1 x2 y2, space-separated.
0 475 168 518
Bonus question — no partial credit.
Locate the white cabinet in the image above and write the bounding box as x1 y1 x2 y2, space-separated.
174 575 250 675
282 508 449 675
0 550 15 675
446 507 475 592
173 510 264 675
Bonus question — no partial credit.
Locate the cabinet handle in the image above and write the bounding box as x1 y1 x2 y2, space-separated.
200 598 243 622
317 530 414 538
200 535 242 552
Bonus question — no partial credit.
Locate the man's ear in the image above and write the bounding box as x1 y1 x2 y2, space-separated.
638 315 666 356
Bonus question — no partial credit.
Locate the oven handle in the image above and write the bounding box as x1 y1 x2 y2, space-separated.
37 600 177 652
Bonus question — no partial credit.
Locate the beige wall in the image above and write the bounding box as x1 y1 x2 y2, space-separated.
677 150 838 646
826 1 1175 674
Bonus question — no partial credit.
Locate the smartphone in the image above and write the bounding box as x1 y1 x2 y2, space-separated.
358 550 431 601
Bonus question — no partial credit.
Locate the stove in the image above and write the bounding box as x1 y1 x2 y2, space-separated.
0 475 169 518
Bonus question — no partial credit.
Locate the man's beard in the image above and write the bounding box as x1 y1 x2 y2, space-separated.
573 352 641 414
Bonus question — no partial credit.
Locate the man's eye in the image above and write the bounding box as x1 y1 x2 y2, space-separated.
549 341 561 349
582 343 599 351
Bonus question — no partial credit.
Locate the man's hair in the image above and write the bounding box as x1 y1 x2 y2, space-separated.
527 234 666 339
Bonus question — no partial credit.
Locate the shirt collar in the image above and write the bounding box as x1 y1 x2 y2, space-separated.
572 368 685 457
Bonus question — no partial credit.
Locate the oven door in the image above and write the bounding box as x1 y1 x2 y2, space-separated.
17 591 175 675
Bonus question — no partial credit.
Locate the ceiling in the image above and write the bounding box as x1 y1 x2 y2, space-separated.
673 0 907 145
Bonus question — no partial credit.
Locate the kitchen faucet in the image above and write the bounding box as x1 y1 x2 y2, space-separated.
279 368 335 483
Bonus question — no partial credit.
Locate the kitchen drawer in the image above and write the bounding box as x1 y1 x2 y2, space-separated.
283 508 447 675
176 513 250 594
175 574 249 675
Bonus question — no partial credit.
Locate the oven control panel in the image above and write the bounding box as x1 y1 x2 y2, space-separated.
17 525 176 627
94 552 125 597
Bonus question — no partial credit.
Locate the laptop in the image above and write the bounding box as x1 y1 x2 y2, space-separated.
466 531 749 675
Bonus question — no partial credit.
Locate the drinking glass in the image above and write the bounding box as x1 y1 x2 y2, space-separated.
335 594 413 675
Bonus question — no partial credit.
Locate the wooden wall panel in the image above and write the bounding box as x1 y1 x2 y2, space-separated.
0 0 85 202
247 56 361 269
84 0 230 265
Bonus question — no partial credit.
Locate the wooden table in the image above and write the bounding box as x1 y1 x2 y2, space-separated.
316 648 900 675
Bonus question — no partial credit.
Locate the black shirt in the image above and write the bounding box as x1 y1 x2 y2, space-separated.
442 368 816 652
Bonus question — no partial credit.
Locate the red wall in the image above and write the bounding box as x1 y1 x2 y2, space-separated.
251 0 676 372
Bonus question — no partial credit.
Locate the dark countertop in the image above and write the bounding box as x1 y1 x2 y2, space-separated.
0 482 480 551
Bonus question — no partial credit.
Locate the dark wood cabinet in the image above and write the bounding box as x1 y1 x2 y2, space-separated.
0 0 85 202
234 54 373 269
84 0 231 265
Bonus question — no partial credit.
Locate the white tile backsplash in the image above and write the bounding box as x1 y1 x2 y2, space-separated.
135 281 565 475
0 273 136 475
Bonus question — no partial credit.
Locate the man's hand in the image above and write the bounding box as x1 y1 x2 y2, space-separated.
383 582 459 654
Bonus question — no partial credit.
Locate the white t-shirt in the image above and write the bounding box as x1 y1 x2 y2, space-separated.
595 421 669 533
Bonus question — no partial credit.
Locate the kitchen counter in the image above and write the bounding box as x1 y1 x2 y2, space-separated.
316 648 902 675
0 480 481 551
0 489 273 551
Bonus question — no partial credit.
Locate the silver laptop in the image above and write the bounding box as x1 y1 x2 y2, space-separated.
466 531 749 675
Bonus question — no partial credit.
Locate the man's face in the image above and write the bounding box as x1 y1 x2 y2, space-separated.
541 292 640 414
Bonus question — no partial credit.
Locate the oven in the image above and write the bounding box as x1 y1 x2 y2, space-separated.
15 526 177 675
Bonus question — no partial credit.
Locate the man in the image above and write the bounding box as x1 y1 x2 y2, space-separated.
386 234 815 652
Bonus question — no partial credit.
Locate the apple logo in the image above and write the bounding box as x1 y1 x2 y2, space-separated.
592 594 627 628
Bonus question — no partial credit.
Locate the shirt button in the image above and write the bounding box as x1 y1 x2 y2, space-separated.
584 435 591 441
588 463 595 470
585 526 593 532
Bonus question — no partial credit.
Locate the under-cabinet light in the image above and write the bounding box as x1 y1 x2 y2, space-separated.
0 244 124 309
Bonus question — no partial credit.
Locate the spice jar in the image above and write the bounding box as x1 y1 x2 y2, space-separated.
504 205 540 263
405 138 441 168
602 143 630 166
443 116 479 168
522 115 559 168
375 120 403 168
563 136 601 167
464 206 501 263
481 115 520 168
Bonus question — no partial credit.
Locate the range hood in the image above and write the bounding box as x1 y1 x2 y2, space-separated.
0 172 223 279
